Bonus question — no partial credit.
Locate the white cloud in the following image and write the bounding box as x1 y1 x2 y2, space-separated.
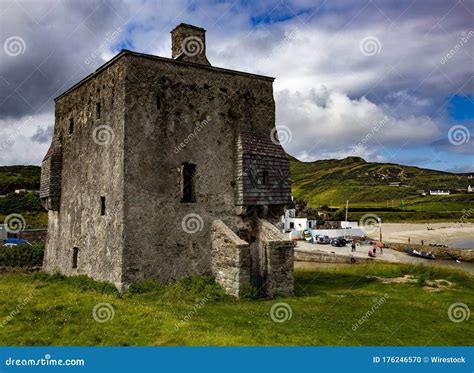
0 113 54 165
275 89 440 161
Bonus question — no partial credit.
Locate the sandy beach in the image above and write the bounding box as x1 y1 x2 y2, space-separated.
295 240 474 274
378 222 474 248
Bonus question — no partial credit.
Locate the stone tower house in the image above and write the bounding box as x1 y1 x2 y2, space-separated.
40 24 293 297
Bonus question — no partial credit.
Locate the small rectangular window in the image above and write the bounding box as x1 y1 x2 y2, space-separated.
69 118 74 134
289 222 294 229
100 196 106 216
96 102 101 119
261 171 268 185
72 247 79 269
181 163 196 203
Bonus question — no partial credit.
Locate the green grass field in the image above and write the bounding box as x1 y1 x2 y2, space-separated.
1 263 472 346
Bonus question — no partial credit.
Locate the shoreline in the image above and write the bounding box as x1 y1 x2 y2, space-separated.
379 222 474 249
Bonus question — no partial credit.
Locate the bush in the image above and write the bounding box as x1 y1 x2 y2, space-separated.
239 283 258 299
32 272 118 295
127 279 165 294
126 275 229 302
0 192 44 215
0 244 44 267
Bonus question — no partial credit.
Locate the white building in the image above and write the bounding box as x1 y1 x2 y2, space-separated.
468 185 473 193
341 221 359 229
281 209 317 231
429 189 450 195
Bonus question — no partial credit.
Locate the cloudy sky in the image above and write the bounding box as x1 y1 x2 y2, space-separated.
0 0 472 171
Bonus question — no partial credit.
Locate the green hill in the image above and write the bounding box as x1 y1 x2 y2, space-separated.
290 156 474 220
0 165 41 194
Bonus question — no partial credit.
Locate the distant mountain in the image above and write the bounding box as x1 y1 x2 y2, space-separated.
289 156 473 208
0 166 41 194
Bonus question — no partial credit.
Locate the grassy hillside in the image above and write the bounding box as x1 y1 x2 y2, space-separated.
0 166 46 227
0 264 472 345
0 165 41 194
290 156 474 220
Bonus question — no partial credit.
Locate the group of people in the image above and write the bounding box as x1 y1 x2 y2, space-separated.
368 243 383 258
348 241 383 258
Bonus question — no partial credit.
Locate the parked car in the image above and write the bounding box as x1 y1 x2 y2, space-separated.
316 235 330 244
1 238 32 247
331 238 347 247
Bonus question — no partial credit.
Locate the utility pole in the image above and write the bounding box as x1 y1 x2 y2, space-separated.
378 217 382 243
344 200 349 239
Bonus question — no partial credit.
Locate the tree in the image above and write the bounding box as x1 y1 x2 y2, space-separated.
294 197 307 213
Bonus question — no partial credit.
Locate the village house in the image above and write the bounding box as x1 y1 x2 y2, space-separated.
429 189 450 196
40 24 294 298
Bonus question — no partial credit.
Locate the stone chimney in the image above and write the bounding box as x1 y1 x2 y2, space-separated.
171 23 211 66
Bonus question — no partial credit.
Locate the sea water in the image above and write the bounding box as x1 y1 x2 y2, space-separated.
451 239 474 249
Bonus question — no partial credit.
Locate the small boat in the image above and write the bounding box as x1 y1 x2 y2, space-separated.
404 247 436 260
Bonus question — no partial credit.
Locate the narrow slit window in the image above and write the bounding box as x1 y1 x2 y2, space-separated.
69 118 74 134
261 171 269 185
72 247 79 269
156 94 161 110
181 163 196 203
100 196 106 216
96 102 101 119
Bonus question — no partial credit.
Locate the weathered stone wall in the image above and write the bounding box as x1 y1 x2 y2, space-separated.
257 220 294 296
294 249 372 263
121 53 277 284
210 219 250 297
42 59 127 288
